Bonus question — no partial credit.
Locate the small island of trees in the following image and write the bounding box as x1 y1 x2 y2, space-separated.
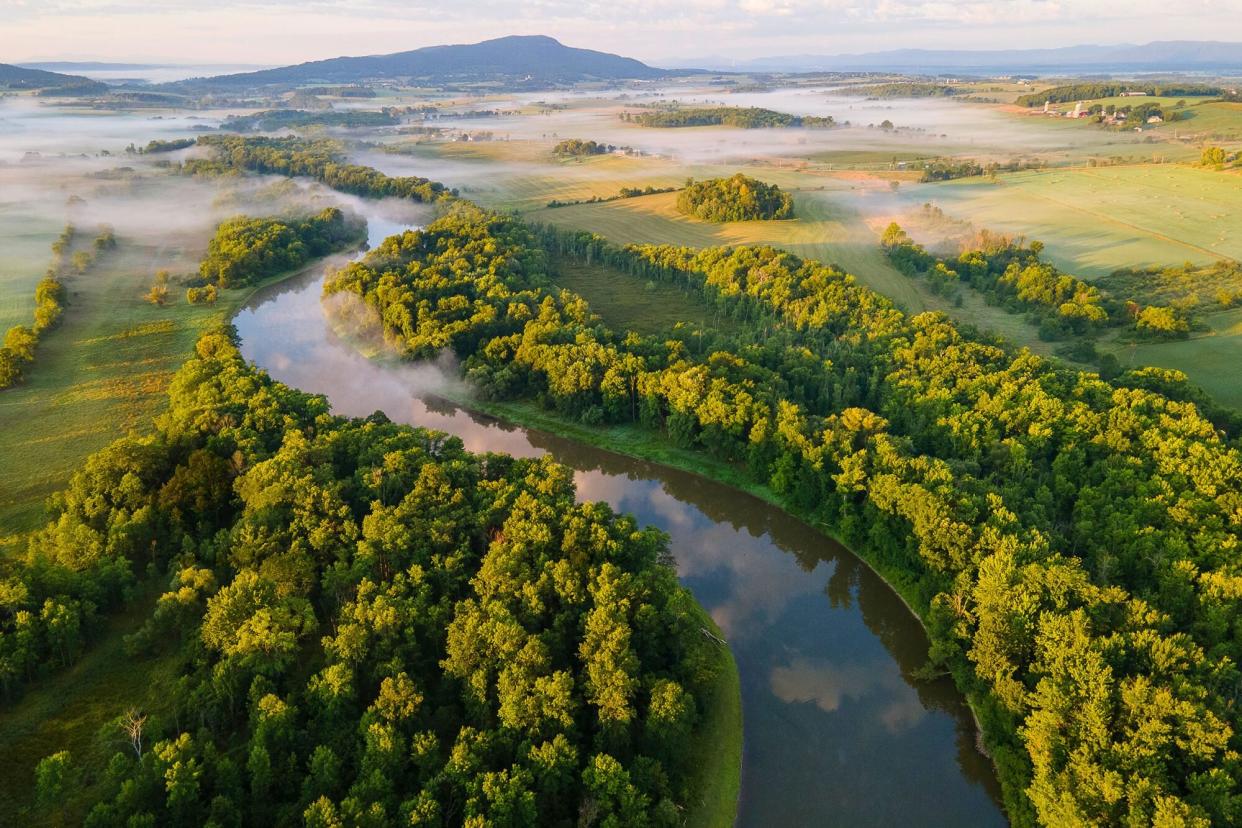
628 106 834 129
198 208 362 289
676 174 794 222
551 138 614 158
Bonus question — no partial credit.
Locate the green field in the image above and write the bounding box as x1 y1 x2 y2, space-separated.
1167 101 1242 140
531 187 1062 360
0 225 224 548
912 164 1242 278
0 213 61 333
1102 306 1242 409
1074 97 1242 140
548 253 741 337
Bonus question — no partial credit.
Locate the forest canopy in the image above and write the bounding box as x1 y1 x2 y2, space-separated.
675 175 794 223
198 208 361 289
7 328 728 826
326 200 1242 826
192 135 455 204
629 107 834 129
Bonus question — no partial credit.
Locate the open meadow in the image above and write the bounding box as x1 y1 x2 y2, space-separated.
1102 305 1242 408
0 158 362 548
905 164 1242 277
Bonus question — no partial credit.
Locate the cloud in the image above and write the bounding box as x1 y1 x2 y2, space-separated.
0 0 1232 62
769 656 929 733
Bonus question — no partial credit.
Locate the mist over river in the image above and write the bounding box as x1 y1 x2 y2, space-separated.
233 200 1007 826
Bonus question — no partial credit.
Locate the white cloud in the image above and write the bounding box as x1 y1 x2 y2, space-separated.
0 0 1236 62
769 656 929 733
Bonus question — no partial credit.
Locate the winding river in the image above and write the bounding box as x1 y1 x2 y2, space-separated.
233 201 1007 826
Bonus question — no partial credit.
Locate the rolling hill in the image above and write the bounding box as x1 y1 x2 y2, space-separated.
0 62 101 90
183 35 676 89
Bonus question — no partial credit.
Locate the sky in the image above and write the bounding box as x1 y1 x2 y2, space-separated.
2 0 1240 65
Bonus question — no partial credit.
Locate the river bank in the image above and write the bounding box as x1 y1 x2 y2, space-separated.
234 209 1008 826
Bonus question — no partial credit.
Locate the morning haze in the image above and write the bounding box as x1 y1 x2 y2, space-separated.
1 6 1241 827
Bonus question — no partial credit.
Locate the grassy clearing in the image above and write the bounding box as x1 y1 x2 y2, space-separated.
548 253 741 337
1101 306 1242 409
0 226 223 548
913 164 1242 277
685 641 742 828
531 187 1062 360
0 212 61 333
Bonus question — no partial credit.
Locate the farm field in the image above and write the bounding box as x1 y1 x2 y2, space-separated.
908 163 1242 277
1046 97 1242 141
370 140 839 211
0 225 220 549
532 187 1062 355
369 126 1242 407
1167 100 1242 139
1102 306 1242 409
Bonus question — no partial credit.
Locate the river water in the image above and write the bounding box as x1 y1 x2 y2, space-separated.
232 200 1007 827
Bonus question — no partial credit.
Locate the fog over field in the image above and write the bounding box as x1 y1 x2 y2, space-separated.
3 27 1242 826
411 84 1155 166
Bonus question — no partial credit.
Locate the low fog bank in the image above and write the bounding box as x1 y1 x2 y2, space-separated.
352 82 1149 170
0 97 247 162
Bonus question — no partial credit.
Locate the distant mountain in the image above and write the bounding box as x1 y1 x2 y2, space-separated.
0 62 100 89
667 41 1242 73
184 35 677 89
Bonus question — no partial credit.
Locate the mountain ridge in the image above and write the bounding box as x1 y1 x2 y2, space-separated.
0 62 99 89
180 35 681 88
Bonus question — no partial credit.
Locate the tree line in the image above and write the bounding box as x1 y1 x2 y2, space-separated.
916 157 1046 182
189 135 456 204
222 109 401 133
676 175 794 223
7 327 725 825
136 138 197 154
1017 83 1221 106
197 208 362 290
626 107 835 129
1105 258 1242 313
0 223 115 389
857 82 958 99
326 203 1242 825
881 222 1197 341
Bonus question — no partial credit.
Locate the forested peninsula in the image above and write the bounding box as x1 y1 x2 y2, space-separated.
5 324 732 824
325 192 1242 826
